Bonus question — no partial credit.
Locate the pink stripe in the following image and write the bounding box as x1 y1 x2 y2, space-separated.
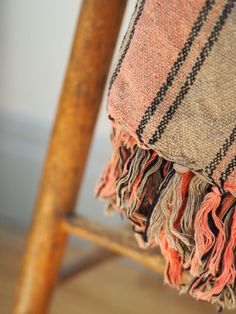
142 0 225 143
108 0 206 136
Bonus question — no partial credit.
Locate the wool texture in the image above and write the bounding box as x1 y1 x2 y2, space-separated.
96 0 236 310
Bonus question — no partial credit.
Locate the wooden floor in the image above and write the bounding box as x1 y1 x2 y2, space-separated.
0 225 228 314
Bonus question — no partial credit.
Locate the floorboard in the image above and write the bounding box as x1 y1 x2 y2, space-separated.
0 225 226 314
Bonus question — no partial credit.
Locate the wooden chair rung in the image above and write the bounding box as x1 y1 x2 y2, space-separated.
63 215 190 283
62 214 166 275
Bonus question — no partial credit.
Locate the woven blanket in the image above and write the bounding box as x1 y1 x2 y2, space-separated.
96 0 236 310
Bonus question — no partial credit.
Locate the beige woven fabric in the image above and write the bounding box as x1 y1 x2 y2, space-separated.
97 0 236 310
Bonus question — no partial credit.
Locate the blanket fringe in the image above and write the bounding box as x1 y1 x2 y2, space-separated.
96 127 236 310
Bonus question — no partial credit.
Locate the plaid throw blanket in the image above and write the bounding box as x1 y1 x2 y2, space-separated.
96 0 236 310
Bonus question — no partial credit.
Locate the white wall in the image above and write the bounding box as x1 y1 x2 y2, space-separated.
0 0 136 229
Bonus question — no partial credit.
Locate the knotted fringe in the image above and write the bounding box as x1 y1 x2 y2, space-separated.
96 127 236 310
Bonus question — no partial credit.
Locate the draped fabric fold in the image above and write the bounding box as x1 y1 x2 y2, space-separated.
96 0 236 309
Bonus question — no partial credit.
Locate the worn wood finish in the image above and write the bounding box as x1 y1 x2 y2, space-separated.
13 1 127 313
63 215 181 278
64 215 190 283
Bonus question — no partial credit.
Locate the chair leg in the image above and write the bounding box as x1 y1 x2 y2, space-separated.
12 1 127 313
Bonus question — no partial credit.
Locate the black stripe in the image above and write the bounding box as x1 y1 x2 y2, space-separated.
220 155 236 183
136 0 216 143
108 0 146 91
113 0 140 63
149 0 236 145
205 125 236 177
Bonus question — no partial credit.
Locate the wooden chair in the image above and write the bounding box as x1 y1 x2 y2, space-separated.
12 1 169 313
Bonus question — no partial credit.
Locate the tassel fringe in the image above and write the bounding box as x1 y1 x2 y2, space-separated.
96 127 236 310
